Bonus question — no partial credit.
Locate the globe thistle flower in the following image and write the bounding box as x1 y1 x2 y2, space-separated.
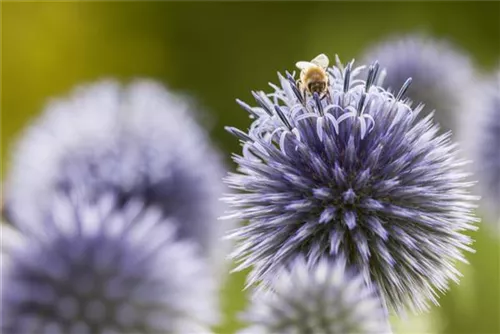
239 256 391 334
360 34 475 135
224 55 478 314
471 71 500 226
1 193 218 334
4 80 232 270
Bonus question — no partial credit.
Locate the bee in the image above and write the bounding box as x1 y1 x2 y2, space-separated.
296 54 330 101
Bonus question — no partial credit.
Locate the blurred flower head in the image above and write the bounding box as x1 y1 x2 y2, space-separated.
360 34 476 135
4 80 232 270
471 71 500 227
239 256 391 334
224 56 478 313
1 193 218 334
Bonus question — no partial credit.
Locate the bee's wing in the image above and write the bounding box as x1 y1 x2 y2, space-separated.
311 54 329 68
296 61 315 70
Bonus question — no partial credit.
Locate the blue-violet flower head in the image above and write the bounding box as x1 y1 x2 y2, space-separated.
239 255 391 334
4 80 233 271
1 193 218 334
360 34 475 135
472 71 500 227
224 55 478 314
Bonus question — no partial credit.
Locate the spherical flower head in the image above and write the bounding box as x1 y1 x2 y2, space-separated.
239 256 391 334
224 55 478 314
4 80 233 271
360 34 476 135
1 193 218 334
472 71 500 227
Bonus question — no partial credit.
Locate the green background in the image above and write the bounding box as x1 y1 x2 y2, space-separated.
2 2 499 333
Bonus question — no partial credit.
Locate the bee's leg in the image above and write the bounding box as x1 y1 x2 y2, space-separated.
321 90 332 104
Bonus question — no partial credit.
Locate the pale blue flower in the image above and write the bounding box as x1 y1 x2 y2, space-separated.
224 56 478 314
1 193 218 334
473 71 500 226
361 34 475 135
4 80 233 270
240 256 391 334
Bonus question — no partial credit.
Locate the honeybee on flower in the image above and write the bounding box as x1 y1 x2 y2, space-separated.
296 53 330 101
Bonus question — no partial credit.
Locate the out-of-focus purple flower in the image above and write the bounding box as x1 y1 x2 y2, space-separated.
4 80 232 270
360 34 476 135
239 256 391 334
470 71 500 227
1 193 218 334
224 56 478 314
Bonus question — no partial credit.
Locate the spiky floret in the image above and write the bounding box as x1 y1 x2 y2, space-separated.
224 56 478 314
360 34 475 135
4 80 231 270
239 256 391 334
1 193 218 334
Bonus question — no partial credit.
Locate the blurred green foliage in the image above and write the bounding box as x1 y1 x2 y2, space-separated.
2 2 499 333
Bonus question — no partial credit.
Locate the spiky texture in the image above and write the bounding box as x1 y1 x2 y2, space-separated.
1 193 218 334
239 256 391 334
474 72 500 226
4 80 232 270
360 34 475 135
224 56 478 314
